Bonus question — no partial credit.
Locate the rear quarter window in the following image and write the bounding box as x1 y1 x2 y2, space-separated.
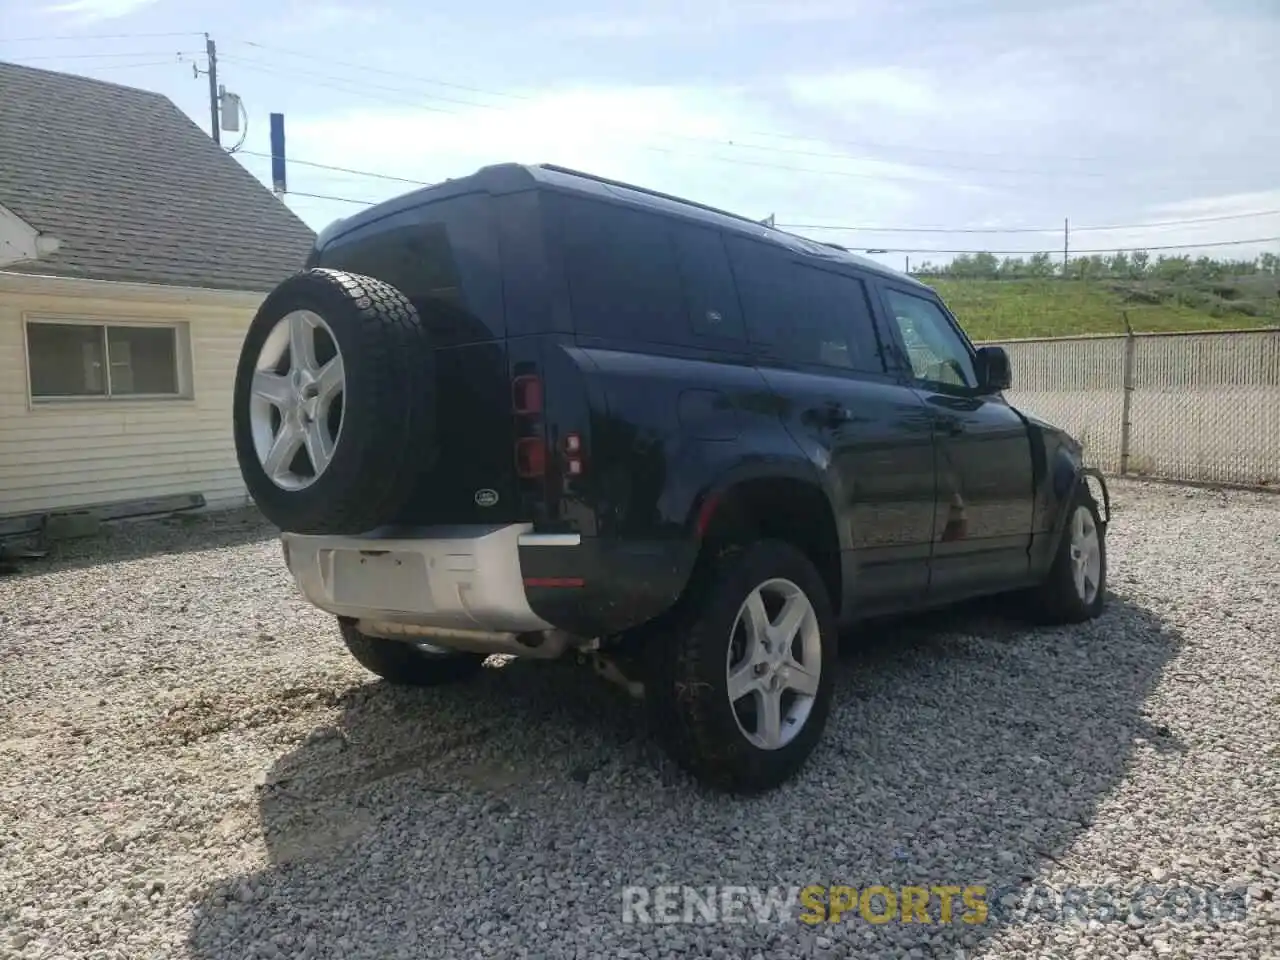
556 194 745 347
725 236 886 374
315 192 505 346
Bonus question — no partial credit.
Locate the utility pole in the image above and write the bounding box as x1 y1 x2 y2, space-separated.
205 34 220 145
191 34 221 144
1063 217 1070 278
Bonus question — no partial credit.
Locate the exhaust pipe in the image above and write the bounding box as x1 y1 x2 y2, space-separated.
355 620 582 660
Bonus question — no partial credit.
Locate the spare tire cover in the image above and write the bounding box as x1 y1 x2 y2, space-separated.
232 268 435 535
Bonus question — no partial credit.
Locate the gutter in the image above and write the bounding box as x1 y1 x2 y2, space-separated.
0 270 268 310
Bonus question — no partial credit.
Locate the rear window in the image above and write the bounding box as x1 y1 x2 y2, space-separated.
557 194 746 347
316 193 505 346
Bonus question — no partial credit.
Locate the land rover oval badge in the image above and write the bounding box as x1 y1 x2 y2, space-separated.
474 488 499 507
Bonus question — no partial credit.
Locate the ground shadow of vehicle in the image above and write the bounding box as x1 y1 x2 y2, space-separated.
187 594 1181 959
0 508 274 579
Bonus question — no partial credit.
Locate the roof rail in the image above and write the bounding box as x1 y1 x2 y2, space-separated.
536 163 769 229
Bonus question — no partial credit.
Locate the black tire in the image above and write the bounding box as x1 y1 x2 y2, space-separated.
643 540 837 793
339 619 487 687
232 268 435 535
1030 484 1107 624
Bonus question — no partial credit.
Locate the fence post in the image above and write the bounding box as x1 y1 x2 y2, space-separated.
1119 312 1135 476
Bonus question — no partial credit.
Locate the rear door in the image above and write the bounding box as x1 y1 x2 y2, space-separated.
724 236 937 617
312 192 521 525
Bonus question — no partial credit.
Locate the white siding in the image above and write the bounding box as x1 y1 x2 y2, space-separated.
0 275 265 516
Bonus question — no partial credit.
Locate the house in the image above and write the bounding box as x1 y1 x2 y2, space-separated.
0 61 316 532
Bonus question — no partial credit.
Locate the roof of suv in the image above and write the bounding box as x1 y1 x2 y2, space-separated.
318 161 932 292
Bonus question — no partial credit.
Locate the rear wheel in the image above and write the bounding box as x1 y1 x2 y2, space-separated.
339 619 487 687
645 540 837 793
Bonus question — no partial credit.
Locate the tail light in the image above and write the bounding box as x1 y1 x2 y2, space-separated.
511 370 585 489
516 437 546 478
564 432 583 477
513 372 546 480
512 375 542 416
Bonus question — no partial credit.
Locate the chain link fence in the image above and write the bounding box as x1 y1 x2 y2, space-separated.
983 327 1280 486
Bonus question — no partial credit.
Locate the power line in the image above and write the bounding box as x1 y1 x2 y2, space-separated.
7 50 198 61
284 189 383 205
266 183 1280 255
66 59 186 72
220 55 501 112
220 42 1251 179
237 40 531 102
780 209 1280 235
0 31 203 41
7 58 189 72
225 39 1165 167
856 237 1280 257
224 59 980 188
222 60 1255 190
236 150 434 186
669 138 1120 180
230 151 1280 241
729 128 1114 165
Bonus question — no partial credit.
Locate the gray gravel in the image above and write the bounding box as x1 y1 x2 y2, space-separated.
1 480 1277 960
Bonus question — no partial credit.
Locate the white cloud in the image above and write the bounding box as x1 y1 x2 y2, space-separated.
1148 190 1280 220
1058 191 1280 260
41 0 159 21
274 0 387 31
785 68 939 117
541 0 865 38
259 0 1278 268
277 84 946 235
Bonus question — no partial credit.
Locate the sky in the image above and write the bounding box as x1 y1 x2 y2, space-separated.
2 0 1278 272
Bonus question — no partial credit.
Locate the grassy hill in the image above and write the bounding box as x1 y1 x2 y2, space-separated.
920 277 1280 341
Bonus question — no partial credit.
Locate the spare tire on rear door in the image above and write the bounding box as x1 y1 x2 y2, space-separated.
232 268 435 535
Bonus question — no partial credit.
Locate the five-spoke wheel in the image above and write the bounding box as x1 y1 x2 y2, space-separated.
644 540 837 793
248 309 346 492
726 578 823 752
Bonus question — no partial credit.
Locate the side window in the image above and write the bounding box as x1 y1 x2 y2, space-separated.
559 196 686 342
882 288 978 389
723 236 793 347
670 223 746 342
792 265 885 373
725 236 884 373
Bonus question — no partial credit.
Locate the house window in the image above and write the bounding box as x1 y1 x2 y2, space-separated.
25 319 191 401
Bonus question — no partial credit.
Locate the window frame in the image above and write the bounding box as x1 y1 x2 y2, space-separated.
872 281 984 395
317 191 506 347
785 261 893 377
725 234 896 382
668 220 749 349
556 193 747 352
22 314 194 407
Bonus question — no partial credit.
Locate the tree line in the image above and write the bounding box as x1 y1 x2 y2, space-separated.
913 250 1280 281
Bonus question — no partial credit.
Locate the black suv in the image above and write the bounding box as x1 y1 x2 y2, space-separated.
232 163 1110 792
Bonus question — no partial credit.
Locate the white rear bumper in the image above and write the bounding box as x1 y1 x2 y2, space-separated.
281 523 558 634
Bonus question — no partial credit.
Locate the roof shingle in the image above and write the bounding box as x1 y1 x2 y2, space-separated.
0 61 316 292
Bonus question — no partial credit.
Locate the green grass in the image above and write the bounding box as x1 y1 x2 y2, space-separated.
921 278 1280 341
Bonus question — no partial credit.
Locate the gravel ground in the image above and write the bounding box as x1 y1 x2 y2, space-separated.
1 480 1277 960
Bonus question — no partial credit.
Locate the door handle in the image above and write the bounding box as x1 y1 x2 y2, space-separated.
941 419 965 436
